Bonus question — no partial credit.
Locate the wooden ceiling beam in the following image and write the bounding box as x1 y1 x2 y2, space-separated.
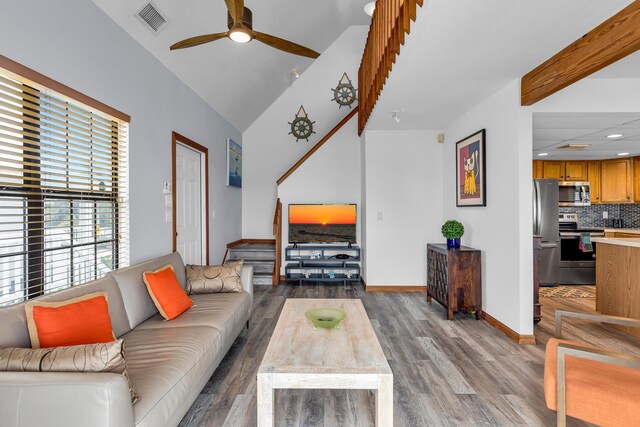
521 1 640 106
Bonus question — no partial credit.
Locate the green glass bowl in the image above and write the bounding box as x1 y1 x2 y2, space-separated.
305 307 347 330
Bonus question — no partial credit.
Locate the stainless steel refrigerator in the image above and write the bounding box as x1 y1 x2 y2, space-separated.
533 179 559 286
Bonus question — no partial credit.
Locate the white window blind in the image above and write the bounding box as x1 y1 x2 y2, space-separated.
0 68 129 306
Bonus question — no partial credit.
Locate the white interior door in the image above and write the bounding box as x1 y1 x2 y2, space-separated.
176 143 204 265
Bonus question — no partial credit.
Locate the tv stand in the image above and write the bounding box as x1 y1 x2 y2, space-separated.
284 245 360 286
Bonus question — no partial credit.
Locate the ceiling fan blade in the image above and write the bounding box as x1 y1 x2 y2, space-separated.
252 31 320 59
225 0 244 25
170 32 228 50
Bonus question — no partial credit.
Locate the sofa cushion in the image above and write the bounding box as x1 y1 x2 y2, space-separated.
111 252 186 330
143 265 193 320
120 325 222 424
0 339 138 404
0 275 129 348
135 293 251 344
25 292 115 348
186 261 244 294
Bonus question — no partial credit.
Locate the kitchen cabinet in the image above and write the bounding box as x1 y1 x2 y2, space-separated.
563 161 588 181
542 161 564 180
532 160 543 179
533 160 588 181
595 240 640 339
601 158 633 203
587 161 601 204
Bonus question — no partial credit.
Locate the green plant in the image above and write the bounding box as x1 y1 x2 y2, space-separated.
441 220 464 239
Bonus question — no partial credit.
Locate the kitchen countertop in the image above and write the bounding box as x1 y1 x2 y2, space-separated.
603 228 640 235
592 237 640 248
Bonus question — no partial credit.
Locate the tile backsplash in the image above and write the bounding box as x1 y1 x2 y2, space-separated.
559 204 640 228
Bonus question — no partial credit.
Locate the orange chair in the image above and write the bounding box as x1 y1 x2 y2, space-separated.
545 310 640 427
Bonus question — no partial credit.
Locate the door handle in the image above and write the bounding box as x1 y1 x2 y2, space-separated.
534 181 540 236
541 242 558 249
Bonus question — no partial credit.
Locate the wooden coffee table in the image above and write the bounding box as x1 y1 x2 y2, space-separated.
257 298 393 427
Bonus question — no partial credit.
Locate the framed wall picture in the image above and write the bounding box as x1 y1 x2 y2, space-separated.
456 129 486 207
226 138 242 188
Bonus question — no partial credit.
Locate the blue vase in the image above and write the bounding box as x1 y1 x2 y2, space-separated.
446 238 461 248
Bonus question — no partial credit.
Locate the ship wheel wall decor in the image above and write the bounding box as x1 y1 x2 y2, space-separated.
331 73 357 108
288 106 316 141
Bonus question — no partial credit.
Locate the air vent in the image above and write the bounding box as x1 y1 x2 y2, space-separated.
136 2 167 34
558 143 591 150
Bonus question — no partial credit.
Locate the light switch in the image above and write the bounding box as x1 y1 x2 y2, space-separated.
377 212 383 221
164 194 172 207
163 182 172 194
603 211 608 219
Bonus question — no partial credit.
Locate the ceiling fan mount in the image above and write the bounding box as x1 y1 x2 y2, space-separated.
170 1 319 59
227 6 252 31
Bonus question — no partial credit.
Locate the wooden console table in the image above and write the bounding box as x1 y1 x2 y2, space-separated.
426 244 482 320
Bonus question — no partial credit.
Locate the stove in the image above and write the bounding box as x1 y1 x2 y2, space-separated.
557 213 601 285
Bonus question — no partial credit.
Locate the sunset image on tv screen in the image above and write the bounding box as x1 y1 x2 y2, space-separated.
289 204 356 243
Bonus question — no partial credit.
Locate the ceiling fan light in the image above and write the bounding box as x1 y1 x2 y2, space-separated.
229 29 251 43
364 2 376 17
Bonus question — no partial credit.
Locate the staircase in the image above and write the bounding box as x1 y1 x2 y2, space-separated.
226 242 276 286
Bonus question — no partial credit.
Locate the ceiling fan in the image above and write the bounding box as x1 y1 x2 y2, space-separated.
170 0 320 59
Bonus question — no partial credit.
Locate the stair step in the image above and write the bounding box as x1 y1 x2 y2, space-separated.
229 258 274 274
228 249 275 260
253 273 273 286
227 243 275 285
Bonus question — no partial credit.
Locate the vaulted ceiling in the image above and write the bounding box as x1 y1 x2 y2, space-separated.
366 0 636 130
92 0 372 131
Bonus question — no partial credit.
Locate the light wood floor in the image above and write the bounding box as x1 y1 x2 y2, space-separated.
178 284 640 426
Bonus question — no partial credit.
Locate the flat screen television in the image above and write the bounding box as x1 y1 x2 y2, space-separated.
288 204 357 244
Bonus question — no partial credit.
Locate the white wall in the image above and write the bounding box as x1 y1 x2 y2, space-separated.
362 130 444 286
443 80 533 335
242 26 368 239
277 119 361 273
360 132 368 281
1 0 242 265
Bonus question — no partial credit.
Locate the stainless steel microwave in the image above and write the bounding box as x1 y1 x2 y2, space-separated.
558 181 590 206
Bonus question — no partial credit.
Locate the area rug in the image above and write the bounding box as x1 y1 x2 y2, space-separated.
539 286 595 298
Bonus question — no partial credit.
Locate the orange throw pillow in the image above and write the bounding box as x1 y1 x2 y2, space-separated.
25 292 116 349
143 265 193 320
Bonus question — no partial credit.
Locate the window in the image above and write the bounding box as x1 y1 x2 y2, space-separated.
0 61 129 306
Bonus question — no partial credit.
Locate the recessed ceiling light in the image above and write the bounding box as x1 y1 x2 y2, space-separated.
607 133 623 139
364 2 376 17
618 152 629 156
537 153 549 157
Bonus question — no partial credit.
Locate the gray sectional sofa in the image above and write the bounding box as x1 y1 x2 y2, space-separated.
0 252 253 427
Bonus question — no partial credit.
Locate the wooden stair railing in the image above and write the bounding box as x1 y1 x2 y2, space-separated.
272 198 282 286
358 0 423 135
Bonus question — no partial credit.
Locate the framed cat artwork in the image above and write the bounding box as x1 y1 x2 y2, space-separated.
455 129 486 207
